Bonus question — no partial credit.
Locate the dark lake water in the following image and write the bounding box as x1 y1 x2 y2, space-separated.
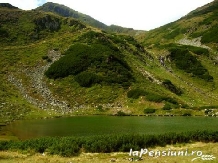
5 116 218 140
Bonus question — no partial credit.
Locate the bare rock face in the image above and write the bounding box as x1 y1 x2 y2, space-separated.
177 36 210 49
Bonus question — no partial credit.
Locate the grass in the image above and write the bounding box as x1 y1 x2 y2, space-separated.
0 142 217 163
1 4 218 126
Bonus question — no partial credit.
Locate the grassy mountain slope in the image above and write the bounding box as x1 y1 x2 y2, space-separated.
135 0 218 109
1 2 218 123
138 0 218 47
36 2 141 35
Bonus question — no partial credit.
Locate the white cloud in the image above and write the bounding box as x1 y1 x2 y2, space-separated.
0 0 214 30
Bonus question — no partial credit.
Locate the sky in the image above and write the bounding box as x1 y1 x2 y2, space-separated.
0 0 214 30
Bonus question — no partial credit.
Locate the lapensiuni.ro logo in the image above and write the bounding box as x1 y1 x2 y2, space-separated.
129 148 216 162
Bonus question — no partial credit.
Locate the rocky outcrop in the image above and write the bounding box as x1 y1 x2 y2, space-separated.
177 37 210 49
34 15 61 32
8 50 71 114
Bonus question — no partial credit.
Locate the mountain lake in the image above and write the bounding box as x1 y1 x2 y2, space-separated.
3 116 218 140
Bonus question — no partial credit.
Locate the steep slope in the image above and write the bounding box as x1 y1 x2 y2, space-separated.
0 4 157 122
1 2 218 124
136 0 218 111
139 0 218 47
0 3 18 9
0 4 89 122
0 5 86 46
36 2 140 35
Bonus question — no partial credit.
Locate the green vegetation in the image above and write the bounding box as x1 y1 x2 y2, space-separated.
36 2 139 35
45 43 134 87
162 103 172 110
163 27 187 39
116 111 128 116
144 108 156 114
127 89 147 99
75 72 101 87
0 8 87 45
1 0 218 124
169 47 213 81
160 44 210 56
162 79 182 95
1 130 218 157
187 0 218 18
127 89 178 104
201 27 218 43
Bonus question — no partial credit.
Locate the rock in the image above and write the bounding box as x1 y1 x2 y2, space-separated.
7 50 70 114
110 158 116 162
177 37 210 49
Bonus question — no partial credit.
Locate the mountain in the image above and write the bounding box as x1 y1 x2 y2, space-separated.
139 0 218 47
36 2 141 35
135 0 218 110
0 3 18 9
0 1 218 123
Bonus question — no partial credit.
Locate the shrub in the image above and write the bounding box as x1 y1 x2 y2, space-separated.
162 103 172 110
144 108 156 114
169 47 213 81
42 55 52 62
0 28 8 37
1 131 218 156
45 43 134 87
75 72 101 87
164 28 182 39
0 141 9 150
182 113 192 116
116 111 127 116
42 55 49 60
201 27 218 44
146 94 164 103
162 79 182 95
127 89 147 99
127 88 178 104
188 46 209 56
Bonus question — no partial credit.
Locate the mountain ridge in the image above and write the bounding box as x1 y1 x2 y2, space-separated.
0 3 18 9
35 2 142 35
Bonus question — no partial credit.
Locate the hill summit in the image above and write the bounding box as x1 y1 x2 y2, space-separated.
0 3 18 9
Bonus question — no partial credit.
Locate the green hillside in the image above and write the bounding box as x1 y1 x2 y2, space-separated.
1 1 218 124
139 0 218 46
36 2 140 35
136 0 218 110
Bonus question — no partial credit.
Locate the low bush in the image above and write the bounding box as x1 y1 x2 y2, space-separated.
162 103 172 110
45 43 134 87
75 72 101 87
144 108 156 114
201 27 218 43
116 111 128 116
127 88 178 104
1 131 218 156
127 89 147 99
0 28 8 37
162 79 182 95
169 47 213 81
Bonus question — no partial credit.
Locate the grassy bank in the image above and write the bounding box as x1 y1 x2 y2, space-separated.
0 142 217 163
0 130 218 157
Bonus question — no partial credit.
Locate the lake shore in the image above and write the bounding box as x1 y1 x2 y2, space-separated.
0 142 217 163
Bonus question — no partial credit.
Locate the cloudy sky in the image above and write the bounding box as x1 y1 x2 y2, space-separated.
1 0 214 30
